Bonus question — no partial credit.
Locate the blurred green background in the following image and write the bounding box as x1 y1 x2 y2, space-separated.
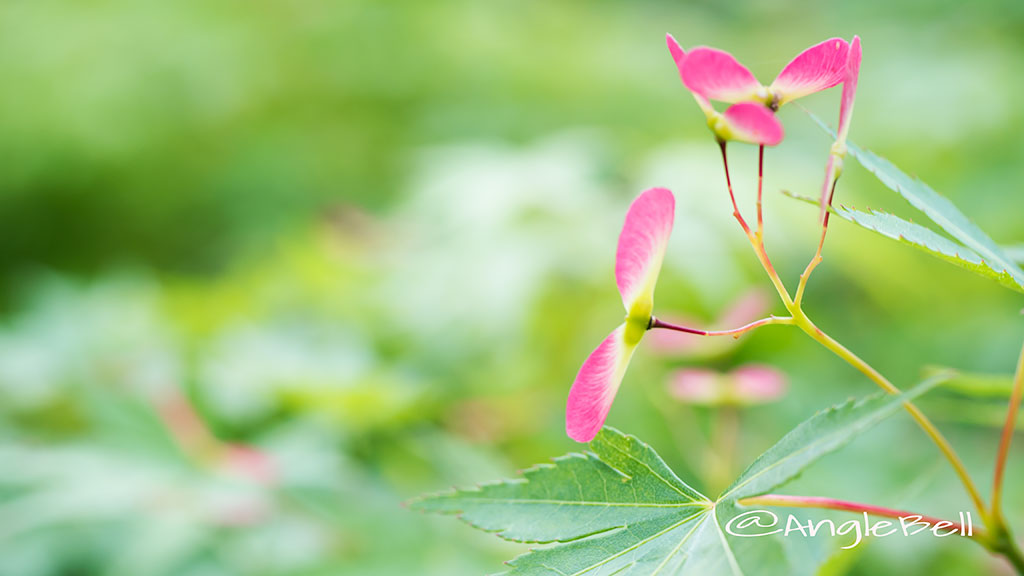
1 1 1023 574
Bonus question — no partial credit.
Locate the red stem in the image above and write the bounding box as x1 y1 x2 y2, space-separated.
719 140 752 237
756 145 765 237
739 494 981 538
650 316 789 338
717 141 788 302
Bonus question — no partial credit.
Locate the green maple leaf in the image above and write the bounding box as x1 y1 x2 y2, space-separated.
783 191 1024 294
804 114 1024 294
409 378 944 575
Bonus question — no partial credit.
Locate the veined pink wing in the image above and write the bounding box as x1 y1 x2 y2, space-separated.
565 325 638 442
770 38 849 106
720 102 784 146
666 33 686 68
615 188 675 319
666 35 717 117
820 36 862 221
681 47 763 103
837 36 862 144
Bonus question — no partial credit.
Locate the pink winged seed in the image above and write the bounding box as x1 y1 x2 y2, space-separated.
665 35 716 117
837 36 862 144
668 368 721 404
666 33 686 68
819 36 862 221
566 325 636 442
614 187 675 312
732 364 788 403
721 102 784 146
769 38 850 106
680 47 763 103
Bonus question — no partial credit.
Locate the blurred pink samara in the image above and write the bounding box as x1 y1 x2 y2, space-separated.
666 35 851 146
669 364 787 406
566 188 674 442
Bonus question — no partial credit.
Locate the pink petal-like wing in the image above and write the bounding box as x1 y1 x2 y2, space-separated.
666 33 686 68
718 288 771 328
731 364 788 404
566 325 638 442
681 47 763 103
720 102 784 146
819 36 861 221
615 187 675 318
769 38 849 106
666 34 716 117
668 368 723 405
837 36 862 144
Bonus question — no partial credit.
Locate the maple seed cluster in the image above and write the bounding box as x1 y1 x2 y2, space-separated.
566 35 862 443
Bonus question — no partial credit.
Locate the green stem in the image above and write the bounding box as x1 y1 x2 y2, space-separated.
789 308 987 517
710 405 739 495
739 216 987 518
721 148 986 521
989 341 1024 576
794 179 838 308
990 513 1024 575
1004 539 1024 575
715 130 1021 572
745 230 793 309
1006 545 1024 576
645 387 712 485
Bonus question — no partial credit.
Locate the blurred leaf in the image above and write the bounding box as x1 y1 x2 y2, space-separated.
409 378 942 575
783 191 1024 293
922 365 1016 398
921 397 1024 428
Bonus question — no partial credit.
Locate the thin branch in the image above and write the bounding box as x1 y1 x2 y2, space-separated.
792 312 987 516
993 339 1024 513
650 316 794 338
719 143 793 308
756 145 765 238
794 177 838 307
719 140 752 237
